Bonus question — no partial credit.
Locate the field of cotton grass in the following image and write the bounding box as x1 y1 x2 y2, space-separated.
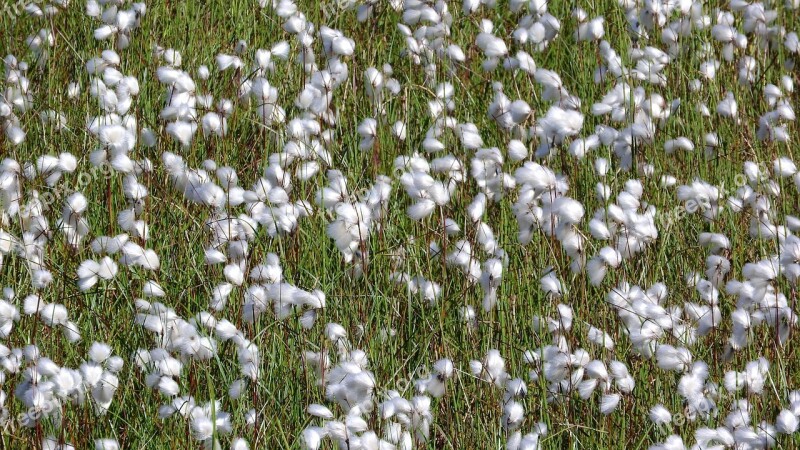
1 0 800 448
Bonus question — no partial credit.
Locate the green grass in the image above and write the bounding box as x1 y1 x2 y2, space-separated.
1 0 800 449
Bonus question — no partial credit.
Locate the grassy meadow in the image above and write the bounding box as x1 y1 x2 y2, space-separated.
1 0 800 449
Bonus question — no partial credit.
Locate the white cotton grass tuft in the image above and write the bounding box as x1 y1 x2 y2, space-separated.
600 393 621 415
